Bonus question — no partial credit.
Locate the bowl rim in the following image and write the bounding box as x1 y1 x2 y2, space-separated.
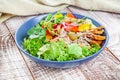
15 12 109 63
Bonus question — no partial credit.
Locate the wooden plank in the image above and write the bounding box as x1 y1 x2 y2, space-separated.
0 23 34 80
68 6 120 60
4 7 120 80
79 50 120 80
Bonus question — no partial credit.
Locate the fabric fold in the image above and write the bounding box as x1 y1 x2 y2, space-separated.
0 0 120 23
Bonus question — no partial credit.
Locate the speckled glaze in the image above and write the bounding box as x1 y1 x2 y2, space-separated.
15 13 109 68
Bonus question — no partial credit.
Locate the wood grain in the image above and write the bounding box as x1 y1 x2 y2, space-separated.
79 50 120 80
0 6 120 80
0 23 34 80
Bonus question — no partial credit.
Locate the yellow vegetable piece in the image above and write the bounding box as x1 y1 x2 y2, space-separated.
46 35 52 41
78 24 91 31
54 13 63 19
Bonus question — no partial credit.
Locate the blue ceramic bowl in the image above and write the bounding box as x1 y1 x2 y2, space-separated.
15 13 109 68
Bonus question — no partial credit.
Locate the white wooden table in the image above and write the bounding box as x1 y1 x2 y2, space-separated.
0 6 120 80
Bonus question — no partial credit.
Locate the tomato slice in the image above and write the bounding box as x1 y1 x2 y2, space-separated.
59 24 64 28
46 29 50 35
53 24 64 29
53 24 58 29
66 13 76 18
65 26 78 32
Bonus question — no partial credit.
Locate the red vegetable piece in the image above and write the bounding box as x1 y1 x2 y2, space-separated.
46 29 50 35
59 24 64 28
53 24 58 29
65 26 78 32
69 26 78 32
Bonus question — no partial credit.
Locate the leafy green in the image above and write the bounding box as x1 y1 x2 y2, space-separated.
39 12 64 32
37 44 50 57
38 39 68 61
89 44 101 55
82 44 101 57
39 20 45 26
27 25 46 41
44 22 53 30
39 41 84 61
37 39 101 61
23 23 47 56
53 12 64 24
56 53 69 61
48 42 62 60
23 38 43 56
68 43 84 59
54 17 64 24
82 46 90 56
45 13 52 21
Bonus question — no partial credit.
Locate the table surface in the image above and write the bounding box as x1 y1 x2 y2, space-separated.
0 6 120 80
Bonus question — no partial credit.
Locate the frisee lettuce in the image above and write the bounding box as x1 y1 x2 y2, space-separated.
23 38 43 56
82 44 101 57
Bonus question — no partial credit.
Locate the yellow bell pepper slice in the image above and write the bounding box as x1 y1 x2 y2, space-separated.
78 24 91 31
46 35 52 41
54 13 63 19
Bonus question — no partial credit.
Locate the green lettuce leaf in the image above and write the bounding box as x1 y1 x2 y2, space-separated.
45 13 52 21
39 39 68 61
82 46 90 56
89 44 101 55
37 44 50 57
82 44 101 57
23 38 43 56
68 43 84 58
27 25 46 41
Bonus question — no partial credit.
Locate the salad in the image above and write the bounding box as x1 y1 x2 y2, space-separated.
23 12 106 61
